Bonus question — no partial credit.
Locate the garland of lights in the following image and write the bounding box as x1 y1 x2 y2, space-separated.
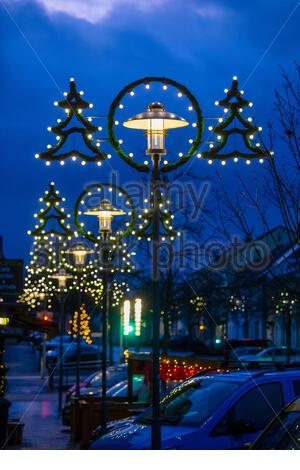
108 76 203 173
228 293 246 313
21 182 132 312
36 78 108 165
68 304 92 344
190 296 207 313
273 291 297 315
202 76 273 164
135 192 179 240
74 183 136 243
21 183 75 309
28 182 73 240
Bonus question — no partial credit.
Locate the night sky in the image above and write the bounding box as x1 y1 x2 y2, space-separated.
1 0 300 262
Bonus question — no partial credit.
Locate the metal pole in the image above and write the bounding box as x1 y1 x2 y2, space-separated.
101 268 109 433
41 333 46 379
109 306 114 365
58 296 65 413
76 289 82 397
101 237 110 433
120 305 124 364
151 153 161 450
286 309 291 365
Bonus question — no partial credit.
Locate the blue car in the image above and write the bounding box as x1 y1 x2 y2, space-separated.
90 368 300 450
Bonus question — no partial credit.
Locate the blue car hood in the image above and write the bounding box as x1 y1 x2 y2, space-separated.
90 418 199 450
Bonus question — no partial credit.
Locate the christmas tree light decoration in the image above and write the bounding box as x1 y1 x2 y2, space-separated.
37 79 108 165
228 294 246 313
108 76 203 173
202 77 272 163
190 296 207 313
136 192 177 239
20 182 76 310
68 304 92 344
30 182 73 240
273 291 297 316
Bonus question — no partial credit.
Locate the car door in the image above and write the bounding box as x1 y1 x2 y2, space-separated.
209 381 285 449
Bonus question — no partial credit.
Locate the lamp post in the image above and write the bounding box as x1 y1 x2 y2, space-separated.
85 198 125 433
123 102 188 449
51 268 72 412
37 291 48 379
65 242 94 397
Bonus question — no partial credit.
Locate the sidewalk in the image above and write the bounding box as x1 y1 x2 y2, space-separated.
4 342 78 450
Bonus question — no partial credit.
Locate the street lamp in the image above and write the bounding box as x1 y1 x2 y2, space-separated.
65 242 94 267
84 198 125 433
123 102 188 449
85 199 125 233
51 268 73 412
123 102 188 156
65 242 94 396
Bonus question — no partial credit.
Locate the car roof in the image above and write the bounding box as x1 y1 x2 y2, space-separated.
193 368 300 382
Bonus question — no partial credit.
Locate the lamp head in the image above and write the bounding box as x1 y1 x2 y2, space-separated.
38 292 46 301
51 268 73 289
123 102 188 155
65 242 94 267
85 198 125 233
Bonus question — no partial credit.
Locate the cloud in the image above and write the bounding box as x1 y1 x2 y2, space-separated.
10 0 171 23
194 2 234 20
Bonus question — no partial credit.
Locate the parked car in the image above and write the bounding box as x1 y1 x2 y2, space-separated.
62 364 128 425
46 342 99 368
168 336 215 355
90 368 300 450
251 392 300 449
239 346 300 363
65 364 128 402
44 335 75 352
229 346 264 361
223 339 273 359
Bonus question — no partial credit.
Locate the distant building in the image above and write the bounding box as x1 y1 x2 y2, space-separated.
186 226 300 347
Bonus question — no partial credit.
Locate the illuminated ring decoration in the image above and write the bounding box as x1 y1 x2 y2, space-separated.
108 76 203 173
74 183 136 244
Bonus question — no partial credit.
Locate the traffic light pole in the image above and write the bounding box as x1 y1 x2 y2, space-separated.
151 153 161 450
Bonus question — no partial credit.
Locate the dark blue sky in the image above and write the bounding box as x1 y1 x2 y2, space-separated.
1 0 299 261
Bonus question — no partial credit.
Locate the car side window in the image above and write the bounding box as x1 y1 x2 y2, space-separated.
262 350 273 357
293 381 300 397
212 382 284 436
275 349 284 356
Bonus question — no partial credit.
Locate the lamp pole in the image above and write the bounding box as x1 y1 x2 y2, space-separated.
151 151 162 449
51 268 72 412
101 237 109 434
123 102 189 449
85 198 126 433
66 242 94 397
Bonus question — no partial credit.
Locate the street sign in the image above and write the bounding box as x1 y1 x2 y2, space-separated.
0 259 23 299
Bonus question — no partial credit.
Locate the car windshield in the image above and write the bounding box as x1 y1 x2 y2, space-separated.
88 370 127 389
254 410 300 449
138 377 240 426
107 376 144 398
